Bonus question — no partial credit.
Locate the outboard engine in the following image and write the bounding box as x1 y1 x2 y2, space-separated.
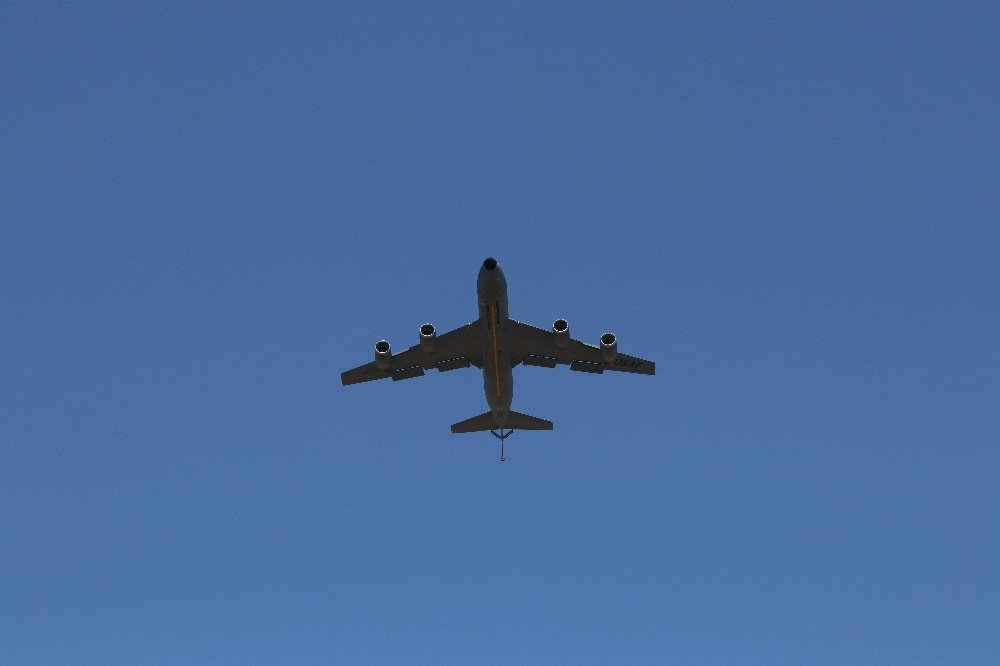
419 323 436 353
553 318 570 348
600 332 618 363
375 339 392 370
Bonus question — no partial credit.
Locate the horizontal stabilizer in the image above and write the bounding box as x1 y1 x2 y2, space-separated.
451 410 554 434
451 412 498 434
504 410 553 431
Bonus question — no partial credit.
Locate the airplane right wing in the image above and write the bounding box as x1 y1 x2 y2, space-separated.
506 319 655 375
341 321 482 386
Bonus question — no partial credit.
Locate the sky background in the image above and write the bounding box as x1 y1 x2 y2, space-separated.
2 2 999 664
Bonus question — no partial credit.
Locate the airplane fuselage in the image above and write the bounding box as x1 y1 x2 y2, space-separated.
477 257 513 428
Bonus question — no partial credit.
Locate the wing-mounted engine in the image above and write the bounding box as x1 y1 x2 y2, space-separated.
600 332 617 363
419 323 436 353
374 339 392 370
553 318 570 349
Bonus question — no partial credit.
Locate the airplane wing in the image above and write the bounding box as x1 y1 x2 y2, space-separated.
506 319 655 375
341 321 482 386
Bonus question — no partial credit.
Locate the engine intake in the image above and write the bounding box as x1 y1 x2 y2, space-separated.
419 323 436 353
375 339 392 370
600 332 618 363
553 318 570 349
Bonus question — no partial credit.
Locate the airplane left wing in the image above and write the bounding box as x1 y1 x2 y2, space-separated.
341 321 482 386
506 319 655 375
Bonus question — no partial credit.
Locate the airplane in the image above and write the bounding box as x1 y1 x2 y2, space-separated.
341 257 655 460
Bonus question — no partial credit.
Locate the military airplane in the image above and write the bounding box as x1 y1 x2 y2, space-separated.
341 257 655 460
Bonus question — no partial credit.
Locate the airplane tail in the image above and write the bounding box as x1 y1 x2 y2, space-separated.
450 410 554 434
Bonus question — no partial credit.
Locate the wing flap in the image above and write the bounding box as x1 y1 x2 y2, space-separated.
436 356 472 372
390 366 425 381
522 354 558 368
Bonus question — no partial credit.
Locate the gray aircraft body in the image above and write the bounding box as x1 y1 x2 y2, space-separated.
341 257 655 459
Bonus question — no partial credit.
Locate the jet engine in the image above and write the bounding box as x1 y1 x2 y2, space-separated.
553 318 570 348
375 339 392 370
419 323 436 353
600 332 618 363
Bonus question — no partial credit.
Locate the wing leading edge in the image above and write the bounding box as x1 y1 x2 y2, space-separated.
506 319 655 375
341 321 482 386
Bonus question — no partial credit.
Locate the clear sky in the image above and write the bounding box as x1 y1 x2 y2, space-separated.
2 2 998 664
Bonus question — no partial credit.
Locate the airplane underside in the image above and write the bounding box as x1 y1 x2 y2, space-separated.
341 257 654 460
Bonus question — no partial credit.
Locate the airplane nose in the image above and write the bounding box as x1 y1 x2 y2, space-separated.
478 257 505 297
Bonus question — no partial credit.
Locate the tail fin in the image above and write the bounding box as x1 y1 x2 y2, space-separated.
450 410 554 434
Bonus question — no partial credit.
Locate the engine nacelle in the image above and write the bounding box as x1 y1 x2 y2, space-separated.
553 318 570 349
419 323 436 353
600 332 618 363
374 339 392 370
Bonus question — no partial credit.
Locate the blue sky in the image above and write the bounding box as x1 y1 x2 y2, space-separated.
2 2 998 663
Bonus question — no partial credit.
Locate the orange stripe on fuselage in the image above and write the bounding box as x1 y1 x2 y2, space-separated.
490 302 501 398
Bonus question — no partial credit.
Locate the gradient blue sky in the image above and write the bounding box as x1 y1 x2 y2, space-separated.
2 2 998 664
